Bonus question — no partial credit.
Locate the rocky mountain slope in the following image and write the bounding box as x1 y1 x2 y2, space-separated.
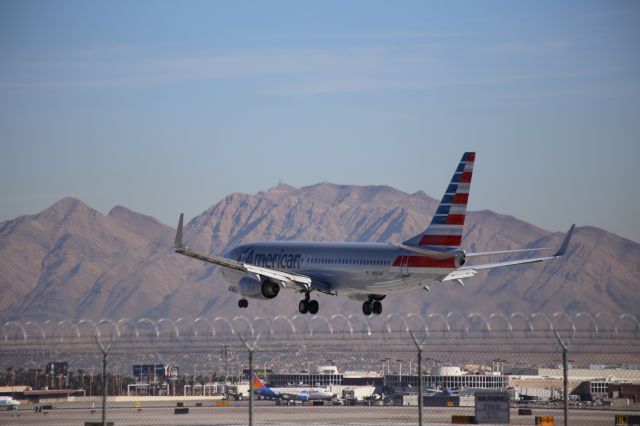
1 183 638 321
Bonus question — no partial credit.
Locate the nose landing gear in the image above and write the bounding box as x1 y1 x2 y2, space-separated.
238 298 248 308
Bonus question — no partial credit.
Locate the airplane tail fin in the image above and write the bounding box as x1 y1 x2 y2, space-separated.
403 152 475 249
252 373 267 389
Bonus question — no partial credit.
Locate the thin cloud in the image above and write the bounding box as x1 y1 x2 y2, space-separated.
479 41 573 55
266 68 625 97
1 45 439 90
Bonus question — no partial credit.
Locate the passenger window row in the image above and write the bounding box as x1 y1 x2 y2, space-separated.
306 258 390 266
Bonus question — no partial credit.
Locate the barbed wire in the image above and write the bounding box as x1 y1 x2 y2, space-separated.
2 312 639 349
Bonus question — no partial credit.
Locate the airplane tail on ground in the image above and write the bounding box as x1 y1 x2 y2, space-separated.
252 373 282 399
403 152 475 249
252 373 267 389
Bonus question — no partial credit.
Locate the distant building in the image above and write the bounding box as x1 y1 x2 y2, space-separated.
132 363 179 380
46 362 68 377
385 374 507 393
574 381 640 402
266 367 381 387
608 383 640 403
507 367 640 402
241 368 272 381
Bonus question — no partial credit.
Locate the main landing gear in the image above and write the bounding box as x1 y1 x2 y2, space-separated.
298 292 319 315
238 298 248 308
362 298 382 316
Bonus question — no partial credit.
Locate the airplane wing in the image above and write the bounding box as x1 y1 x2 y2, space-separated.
174 214 327 293
441 224 575 282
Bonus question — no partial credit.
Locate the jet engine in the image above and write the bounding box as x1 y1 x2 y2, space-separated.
237 275 281 300
452 249 467 268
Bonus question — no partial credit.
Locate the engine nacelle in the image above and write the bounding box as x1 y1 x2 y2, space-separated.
452 249 467 268
237 276 281 300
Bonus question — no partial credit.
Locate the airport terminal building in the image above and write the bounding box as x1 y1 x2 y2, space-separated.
266 366 382 388
264 365 506 394
384 372 507 393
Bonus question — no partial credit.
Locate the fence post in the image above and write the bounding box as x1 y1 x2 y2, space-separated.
240 333 261 426
410 331 425 426
95 336 112 426
249 349 253 426
553 330 569 426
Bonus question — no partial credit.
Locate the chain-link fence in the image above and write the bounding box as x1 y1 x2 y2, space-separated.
2 312 639 425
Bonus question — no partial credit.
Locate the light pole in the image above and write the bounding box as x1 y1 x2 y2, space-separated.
410 332 425 426
193 364 197 396
221 345 231 383
554 330 570 426
240 334 261 426
95 336 112 426
89 369 94 397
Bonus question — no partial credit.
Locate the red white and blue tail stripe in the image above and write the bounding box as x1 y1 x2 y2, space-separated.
404 152 475 248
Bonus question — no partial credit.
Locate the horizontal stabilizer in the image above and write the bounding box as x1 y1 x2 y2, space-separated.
454 224 576 274
466 247 550 258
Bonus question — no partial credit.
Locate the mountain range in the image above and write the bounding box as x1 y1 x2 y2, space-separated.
1 183 638 322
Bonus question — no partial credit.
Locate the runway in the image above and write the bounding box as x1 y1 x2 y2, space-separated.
1 400 635 426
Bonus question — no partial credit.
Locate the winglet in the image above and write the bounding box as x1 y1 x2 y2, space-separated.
174 213 184 248
553 224 575 257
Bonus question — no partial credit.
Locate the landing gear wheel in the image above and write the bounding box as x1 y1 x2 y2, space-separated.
372 300 382 315
308 300 319 315
238 299 248 308
362 301 372 315
298 300 309 314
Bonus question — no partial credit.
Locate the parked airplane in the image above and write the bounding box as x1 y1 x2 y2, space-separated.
251 374 333 401
0 396 20 408
175 152 574 315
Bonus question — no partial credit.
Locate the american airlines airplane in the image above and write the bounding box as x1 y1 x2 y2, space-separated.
175 152 574 315
251 374 333 401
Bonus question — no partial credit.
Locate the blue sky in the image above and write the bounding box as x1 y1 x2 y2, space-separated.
1 1 639 242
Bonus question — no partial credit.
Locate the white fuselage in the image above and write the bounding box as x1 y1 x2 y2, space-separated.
221 241 455 300
0 397 19 407
273 387 334 400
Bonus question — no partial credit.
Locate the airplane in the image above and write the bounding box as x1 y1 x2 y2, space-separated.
175 152 575 315
251 374 333 401
413 386 452 397
0 396 20 409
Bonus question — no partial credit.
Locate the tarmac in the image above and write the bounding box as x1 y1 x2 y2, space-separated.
1 400 637 425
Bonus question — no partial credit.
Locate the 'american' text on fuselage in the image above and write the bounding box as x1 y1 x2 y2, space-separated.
239 249 302 270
